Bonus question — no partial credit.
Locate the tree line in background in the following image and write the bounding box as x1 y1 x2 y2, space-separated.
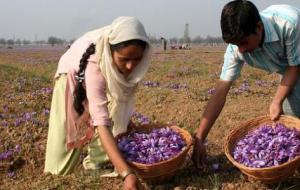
148 34 225 45
0 36 75 47
0 35 225 47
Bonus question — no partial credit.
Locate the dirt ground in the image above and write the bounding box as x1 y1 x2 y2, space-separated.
0 45 299 190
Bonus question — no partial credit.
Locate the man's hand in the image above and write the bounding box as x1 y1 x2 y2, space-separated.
192 81 232 170
192 136 208 171
271 66 300 120
270 101 282 121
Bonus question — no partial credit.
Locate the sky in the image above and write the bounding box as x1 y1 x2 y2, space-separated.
1 0 300 41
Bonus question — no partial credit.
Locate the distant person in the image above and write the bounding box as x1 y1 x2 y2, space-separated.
193 0 300 169
161 37 167 51
44 16 152 190
170 44 177 50
182 43 191 50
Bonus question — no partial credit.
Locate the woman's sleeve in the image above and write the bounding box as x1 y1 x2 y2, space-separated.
85 55 112 127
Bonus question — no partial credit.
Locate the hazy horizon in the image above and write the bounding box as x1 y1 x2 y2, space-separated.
1 0 300 41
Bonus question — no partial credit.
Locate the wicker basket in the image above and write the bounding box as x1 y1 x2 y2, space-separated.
224 115 300 183
116 124 193 184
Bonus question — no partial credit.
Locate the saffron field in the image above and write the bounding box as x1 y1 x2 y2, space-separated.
0 46 299 189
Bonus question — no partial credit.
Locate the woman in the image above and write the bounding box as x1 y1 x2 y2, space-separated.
44 17 152 189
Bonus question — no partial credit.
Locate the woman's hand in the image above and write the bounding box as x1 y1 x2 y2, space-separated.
123 174 143 190
270 101 282 121
192 136 208 171
97 126 142 189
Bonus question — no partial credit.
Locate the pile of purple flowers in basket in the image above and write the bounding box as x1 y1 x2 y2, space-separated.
233 123 300 168
117 127 186 164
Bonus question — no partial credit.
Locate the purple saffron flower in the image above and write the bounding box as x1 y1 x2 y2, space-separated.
142 81 160 88
14 118 22 127
207 88 215 95
118 127 186 164
23 112 31 121
1 120 8 127
0 149 14 161
7 172 15 178
14 145 21 153
3 105 8 112
233 123 300 168
42 108 50 115
212 163 220 171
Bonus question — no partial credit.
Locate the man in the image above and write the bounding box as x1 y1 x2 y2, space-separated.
193 0 300 169
161 37 167 51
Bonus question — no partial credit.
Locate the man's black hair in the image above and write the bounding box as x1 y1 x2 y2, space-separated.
221 0 261 43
